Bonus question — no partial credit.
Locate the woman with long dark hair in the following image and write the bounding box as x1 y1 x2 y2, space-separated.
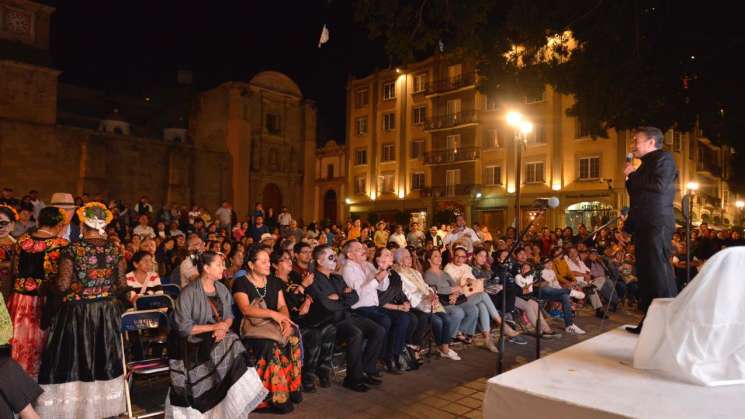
167 251 266 417
233 247 302 413
7 207 68 378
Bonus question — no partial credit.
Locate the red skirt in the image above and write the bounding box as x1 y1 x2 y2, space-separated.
8 293 46 379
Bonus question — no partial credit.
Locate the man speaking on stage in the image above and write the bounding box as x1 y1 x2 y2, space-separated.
622 126 679 334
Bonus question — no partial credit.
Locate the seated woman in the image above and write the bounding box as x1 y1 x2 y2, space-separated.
394 248 459 361
511 263 562 338
444 246 526 350
423 249 479 350
168 251 266 418
374 247 412 374
271 249 336 392
125 250 163 307
233 247 302 413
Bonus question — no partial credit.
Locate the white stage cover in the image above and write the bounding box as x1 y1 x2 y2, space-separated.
484 326 744 419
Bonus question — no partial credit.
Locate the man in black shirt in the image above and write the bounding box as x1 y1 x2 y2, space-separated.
306 245 385 392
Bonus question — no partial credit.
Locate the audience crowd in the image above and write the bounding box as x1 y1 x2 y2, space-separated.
1 185 743 417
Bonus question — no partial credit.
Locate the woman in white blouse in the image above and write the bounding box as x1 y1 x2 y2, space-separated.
393 248 459 361
444 246 526 349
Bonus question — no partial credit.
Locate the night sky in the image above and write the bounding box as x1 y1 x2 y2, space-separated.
49 0 387 144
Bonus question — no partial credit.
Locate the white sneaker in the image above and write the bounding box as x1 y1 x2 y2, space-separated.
565 324 586 335
440 348 461 360
570 289 586 299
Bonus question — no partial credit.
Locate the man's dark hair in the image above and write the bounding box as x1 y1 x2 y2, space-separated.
293 241 311 254
636 126 664 149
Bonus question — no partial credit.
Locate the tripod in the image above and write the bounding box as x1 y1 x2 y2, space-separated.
496 207 547 374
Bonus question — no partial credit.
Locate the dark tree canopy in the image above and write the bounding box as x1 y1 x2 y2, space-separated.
354 0 745 191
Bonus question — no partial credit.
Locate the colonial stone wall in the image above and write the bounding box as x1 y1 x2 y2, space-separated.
0 117 230 208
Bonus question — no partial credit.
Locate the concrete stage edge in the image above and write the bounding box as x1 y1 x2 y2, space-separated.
483 326 744 419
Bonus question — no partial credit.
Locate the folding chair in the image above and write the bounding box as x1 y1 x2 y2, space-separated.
161 284 181 299
135 294 175 312
121 309 171 419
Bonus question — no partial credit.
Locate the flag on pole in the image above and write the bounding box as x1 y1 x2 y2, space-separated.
318 24 330 48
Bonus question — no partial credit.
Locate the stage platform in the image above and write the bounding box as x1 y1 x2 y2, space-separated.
483 326 744 419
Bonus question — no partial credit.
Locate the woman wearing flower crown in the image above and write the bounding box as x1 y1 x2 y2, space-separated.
0 204 18 301
36 202 128 419
7 207 69 378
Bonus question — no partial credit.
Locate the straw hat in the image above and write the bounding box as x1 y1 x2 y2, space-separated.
49 192 76 209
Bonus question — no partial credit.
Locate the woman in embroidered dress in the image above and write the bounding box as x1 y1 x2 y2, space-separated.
233 247 302 413
8 207 68 378
0 204 18 301
36 202 128 419
166 251 267 418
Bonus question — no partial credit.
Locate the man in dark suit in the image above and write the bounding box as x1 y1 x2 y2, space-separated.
623 126 679 333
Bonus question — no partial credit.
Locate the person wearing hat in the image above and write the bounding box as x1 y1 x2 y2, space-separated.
36 202 128 419
49 192 80 243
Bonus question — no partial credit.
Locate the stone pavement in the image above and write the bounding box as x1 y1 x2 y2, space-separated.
129 306 641 418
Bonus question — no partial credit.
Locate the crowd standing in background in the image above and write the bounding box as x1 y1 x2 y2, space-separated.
1 186 744 417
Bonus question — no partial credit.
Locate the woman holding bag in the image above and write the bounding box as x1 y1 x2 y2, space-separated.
233 247 302 414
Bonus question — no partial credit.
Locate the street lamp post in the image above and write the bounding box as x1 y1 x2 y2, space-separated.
497 111 533 374
684 181 699 287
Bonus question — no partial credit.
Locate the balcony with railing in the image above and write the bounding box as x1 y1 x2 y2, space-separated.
420 184 477 198
424 110 479 131
421 146 480 165
424 72 477 95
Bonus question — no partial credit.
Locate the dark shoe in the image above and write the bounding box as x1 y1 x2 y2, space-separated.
363 374 382 386
385 359 403 375
290 391 303 404
625 325 642 334
302 373 317 392
343 381 369 392
595 309 609 319
318 373 332 388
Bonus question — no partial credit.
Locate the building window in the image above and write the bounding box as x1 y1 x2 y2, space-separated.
689 138 695 160
525 161 545 184
483 128 501 149
575 118 591 138
354 116 367 135
484 166 501 185
445 169 460 197
578 156 600 180
447 64 462 85
412 172 425 190
411 139 425 159
446 99 461 116
485 94 498 111
413 106 426 125
673 131 682 152
383 81 396 100
413 73 427 93
383 113 396 131
355 88 369 108
355 148 367 165
526 124 546 144
446 134 461 150
381 143 395 162
355 116 368 136
524 87 545 104
327 164 334 179
265 113 281 134
354 175 366 194
379 172 395 194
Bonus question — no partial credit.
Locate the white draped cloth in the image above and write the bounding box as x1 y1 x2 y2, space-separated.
633 246 745 386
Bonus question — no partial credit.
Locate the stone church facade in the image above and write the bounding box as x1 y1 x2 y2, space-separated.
0 0 316 220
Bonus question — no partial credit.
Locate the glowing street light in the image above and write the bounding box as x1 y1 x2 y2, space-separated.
345 197 352 205
686 181 699 192
519 120 534 135
506 111 523 127
736 200 745 209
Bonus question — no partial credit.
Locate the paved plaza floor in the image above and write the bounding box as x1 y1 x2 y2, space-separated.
129 306 642 418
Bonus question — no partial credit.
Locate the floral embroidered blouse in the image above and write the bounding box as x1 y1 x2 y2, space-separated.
12 234 69 296
56 238 127 302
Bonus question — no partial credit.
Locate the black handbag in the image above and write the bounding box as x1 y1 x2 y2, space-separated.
438 293 466 306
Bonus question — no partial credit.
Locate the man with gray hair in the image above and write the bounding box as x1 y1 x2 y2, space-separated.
622 126 679 334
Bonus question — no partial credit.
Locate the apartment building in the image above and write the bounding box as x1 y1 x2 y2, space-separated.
343 54 736 232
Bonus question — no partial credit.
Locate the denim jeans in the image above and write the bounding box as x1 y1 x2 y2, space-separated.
538 287 574 327
443 302 478 337
467 292 501 333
